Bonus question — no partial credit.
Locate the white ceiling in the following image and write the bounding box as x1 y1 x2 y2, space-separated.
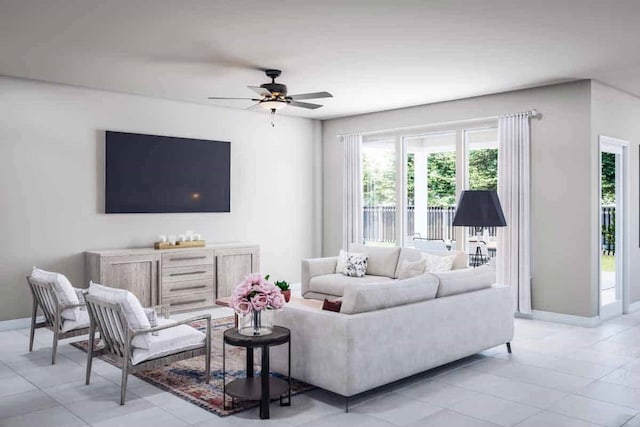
1 0 640 120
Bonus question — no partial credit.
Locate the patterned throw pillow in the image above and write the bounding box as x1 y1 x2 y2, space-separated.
423 252 457 273
343 253 368 277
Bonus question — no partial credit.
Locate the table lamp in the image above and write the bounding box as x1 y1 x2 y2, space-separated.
452 190 507 267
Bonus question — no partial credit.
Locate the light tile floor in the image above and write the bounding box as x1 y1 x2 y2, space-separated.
3 309 640 426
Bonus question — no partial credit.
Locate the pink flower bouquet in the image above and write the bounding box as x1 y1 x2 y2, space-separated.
230 273 285 315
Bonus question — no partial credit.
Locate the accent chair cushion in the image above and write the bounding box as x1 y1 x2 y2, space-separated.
340 273 439 314
88 281 151 331
350 244 401 278
61 309 90 332
434 265 495 298
131 322 206 365
308 274 393 297
31 267 80 321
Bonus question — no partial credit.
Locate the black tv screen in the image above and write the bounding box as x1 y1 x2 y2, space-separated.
105 131 230 213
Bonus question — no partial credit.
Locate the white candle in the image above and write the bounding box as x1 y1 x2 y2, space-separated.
194 233 202 241
168 235 177 245
158 235 167 243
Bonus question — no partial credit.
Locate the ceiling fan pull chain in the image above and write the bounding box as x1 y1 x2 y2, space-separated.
270 109 276 127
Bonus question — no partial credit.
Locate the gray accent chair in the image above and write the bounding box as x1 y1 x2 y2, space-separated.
26 276 89 364
84 292 211 405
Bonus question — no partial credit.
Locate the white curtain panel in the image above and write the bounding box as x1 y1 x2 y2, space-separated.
342 134 363 251
497 113 532 314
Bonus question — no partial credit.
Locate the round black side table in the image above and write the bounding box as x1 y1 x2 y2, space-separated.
222 326 291 419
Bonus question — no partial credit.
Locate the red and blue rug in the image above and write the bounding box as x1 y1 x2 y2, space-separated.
72 316 314 416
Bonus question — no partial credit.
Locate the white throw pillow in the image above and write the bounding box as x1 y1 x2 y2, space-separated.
396 257 427 280
335 250 366 274
88 281 151 332
31 267 80 321
343 253 368 277
423 252 457 273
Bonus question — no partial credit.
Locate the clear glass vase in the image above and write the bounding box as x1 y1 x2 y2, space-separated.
238 309 273 336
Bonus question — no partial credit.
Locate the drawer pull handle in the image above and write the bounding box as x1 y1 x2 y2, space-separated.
170 270 206 277
172 298 206 306
170 256 207 261
172 284 207 291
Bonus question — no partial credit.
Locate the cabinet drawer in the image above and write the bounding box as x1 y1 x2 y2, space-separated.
162 278 214 296
163 265 214 282
162 250 214 268
163 291 214 312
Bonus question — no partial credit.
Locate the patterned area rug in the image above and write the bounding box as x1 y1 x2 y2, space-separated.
71 316 314 416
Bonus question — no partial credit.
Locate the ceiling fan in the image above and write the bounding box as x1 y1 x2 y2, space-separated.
208 69 333 126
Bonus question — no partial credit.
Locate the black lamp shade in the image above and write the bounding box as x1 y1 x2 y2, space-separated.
452 190 507 227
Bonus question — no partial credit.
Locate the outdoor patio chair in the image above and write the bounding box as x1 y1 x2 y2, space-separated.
84 285 211 405
414 238 449 252
26 275 90 364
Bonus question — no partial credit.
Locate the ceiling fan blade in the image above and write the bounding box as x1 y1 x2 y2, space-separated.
288 91 333 100
208 97 261 101
248 86 272 97
288 101 323 110
245 103 262 110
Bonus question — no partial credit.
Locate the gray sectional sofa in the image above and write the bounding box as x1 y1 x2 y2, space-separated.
272 247 514 401
301 244 468 300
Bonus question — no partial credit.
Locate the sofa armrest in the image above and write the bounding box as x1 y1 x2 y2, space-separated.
301 257 338 297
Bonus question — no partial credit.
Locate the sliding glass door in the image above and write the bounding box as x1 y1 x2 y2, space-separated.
405 132 457 250
362 137 397 246
360 123 499 261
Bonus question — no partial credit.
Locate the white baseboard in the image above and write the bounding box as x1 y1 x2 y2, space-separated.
0 316 43 332
516 310 601 327
627 301 640 313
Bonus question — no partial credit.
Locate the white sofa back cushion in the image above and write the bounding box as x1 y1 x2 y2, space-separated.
31 267 80 321
340 273 439 314
349 244 401 278
434 265 495 298
88 281 151 331
395 248 467 278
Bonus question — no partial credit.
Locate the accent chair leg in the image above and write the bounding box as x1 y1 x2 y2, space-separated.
120 367 129 405
29 302 37 352
345 396 349 413
51 332 58 365
205 318 211 384
506 342 512 354
86 325 95 385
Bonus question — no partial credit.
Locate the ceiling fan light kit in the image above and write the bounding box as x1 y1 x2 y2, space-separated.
208 69 332 127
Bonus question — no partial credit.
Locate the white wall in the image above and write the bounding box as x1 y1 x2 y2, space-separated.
591 82 640 309
0 76 322 321
323 81 595 317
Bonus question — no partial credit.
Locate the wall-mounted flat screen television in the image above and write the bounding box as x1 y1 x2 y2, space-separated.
105 131 230 213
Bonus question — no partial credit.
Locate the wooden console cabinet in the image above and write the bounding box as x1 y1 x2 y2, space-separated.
85 244 259 312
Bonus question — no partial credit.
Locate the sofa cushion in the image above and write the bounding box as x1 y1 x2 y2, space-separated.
340 273 439 314
31 267 80 321
396 257 427 279
309 274 392 297
434 265 495 298
322 299 342 312
343 253 368 277
335 250 365 274
350 244 401 278
395 248 467 277
61 308 90 332
423 252 457 273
